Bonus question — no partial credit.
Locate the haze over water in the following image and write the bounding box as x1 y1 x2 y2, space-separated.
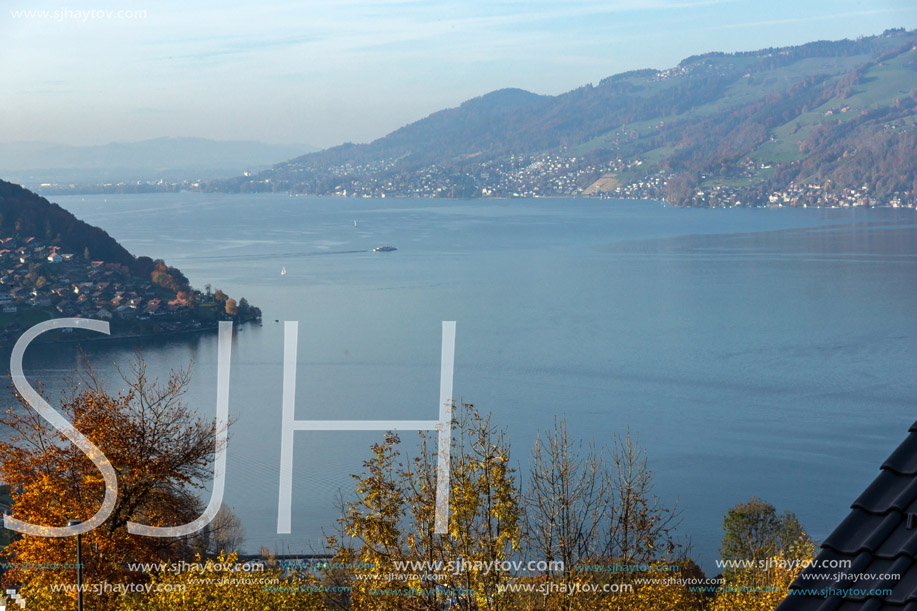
4 192 916 568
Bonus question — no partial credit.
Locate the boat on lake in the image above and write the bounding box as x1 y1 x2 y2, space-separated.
373 245 397 252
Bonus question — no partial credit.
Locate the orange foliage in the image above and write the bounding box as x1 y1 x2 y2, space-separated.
0 358 224 609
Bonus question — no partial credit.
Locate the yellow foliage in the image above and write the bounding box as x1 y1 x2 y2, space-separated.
0 361 237 610
335 406 522 611
710 537 817 611
115 552 334 611
501 562 706 611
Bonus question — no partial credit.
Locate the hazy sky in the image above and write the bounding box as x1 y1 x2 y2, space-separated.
1 0 914 150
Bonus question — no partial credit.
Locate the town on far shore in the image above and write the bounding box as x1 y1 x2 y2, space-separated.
0 234 260 345
37 151 916 210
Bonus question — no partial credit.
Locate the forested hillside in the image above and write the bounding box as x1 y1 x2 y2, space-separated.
0 179 260 343
210 29 917 207
0 180 136 267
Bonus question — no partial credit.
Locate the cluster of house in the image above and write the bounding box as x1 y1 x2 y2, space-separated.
478 154 646 198
599 173 667 200
763 183 916 208
308 153 655 199
0 236 215 344
669 180 917 208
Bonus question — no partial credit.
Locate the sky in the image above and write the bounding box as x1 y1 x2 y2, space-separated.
1 0 915 150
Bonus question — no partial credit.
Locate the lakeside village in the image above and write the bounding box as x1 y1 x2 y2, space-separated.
34 150 917 209
0 236 260 346
278 150 917 208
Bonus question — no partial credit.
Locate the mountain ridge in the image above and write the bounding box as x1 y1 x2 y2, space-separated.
209 28 917 207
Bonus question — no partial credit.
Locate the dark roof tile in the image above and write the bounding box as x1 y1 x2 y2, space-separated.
824 511 902 555
883 434 917 476
842 556 896 599
854 471 917 514
874 518 917 560
793 550 876 591
778 420 917 610
885 560 917 604
780 594 848 611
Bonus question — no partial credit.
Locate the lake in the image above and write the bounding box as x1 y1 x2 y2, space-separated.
4 192 916 569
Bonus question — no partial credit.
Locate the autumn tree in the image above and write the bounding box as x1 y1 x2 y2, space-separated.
0 356 229 610
712 534 816 611
191 504 246 556
434 405 520 610
515 425 688 611
719 497 807 582
606 428 682 564
24 263 38 285
225 297 238 316
524 417 606 610
597 561 707 611
150 259 191 294
331 402 521 611
331 431 407 611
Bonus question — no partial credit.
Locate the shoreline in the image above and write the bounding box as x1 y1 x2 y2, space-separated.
0 316 262 349
40 190 917 209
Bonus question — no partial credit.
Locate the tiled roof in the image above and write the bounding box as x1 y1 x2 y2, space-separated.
778 421 917 611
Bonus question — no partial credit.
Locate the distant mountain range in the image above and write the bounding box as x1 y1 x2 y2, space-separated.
0 138 313 187
210 28 917 207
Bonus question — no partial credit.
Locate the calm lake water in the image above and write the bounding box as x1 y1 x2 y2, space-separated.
4 193 917 569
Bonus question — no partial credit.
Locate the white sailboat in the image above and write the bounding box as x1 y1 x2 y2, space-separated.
353 219 357 227
281 266 286 276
